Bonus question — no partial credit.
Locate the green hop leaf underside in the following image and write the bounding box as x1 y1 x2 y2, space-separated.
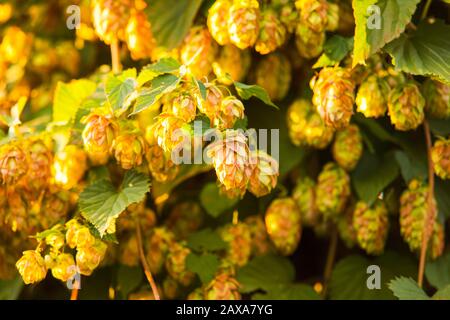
233 82 279 110
314 35 354 68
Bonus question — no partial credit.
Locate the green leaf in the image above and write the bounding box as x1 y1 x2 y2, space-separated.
253 284 322 300
199 183 239 218
236 254 295 293
132 74 180 115
352 152 400 204
352 0 421 66
233 82 279 110
388 277 430 300
433 285 450 300
117 265 143 297
79 170 150 236
426 252 450 290
329 252 417 300
137 58 181 86
53 79 96 123
385 20 450 84
313 36 354 68
186 252 220 284
0 277 23 300
394 150 427 183
146 0 203 49
187 228 228 252
105 69 137 112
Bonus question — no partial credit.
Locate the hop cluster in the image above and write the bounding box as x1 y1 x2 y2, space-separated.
388 82 425 131
332 124 363 171
431 138 450 180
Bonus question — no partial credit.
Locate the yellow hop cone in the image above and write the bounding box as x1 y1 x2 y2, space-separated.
244 215 272 256
220 223 252 267
326 2 339 31
422 79 450 119
212 45 251 85
311 67 355 129
255 9 287 55
227 0 260 49
91 0 132 44
356 74 390 118
52 145 87 190
295 26 325 59
171 91 197 123
254 52 292 101
336 202 357 248
76 239 107 276
125 10 156 60
332 124 363 171
286 98 334 149
112 131 147 170
0 142 29 185
248 150 279 198
180 26 217 79
197 84 224 124
292 177 319 227
204 272 241 300
45 230 65 251
26 138 53 191
431 138 450 180
151 113 190 154
0 26 33 65
51 253 76 282
207 0 232 45
388 82 425 131
265 198 302 256
146 144 179 183
81 109 119 165
146 227 176 275
214 96 245 130
16 250 47 284
165 242 195 286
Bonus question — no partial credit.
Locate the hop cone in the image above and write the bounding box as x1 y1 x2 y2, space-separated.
388 82 425 131
254 52 292 101
220 223 252 267
244 215 272 256
326 2 339 31
227 0 260 49
276 1 299 33
422 79 450 119
292 177 318 227
248 150 279 197
166 201 204 239
118 234 139 266
399 179 444 259
431 138 450 179
187 288 204 300
0 142 28 185
206 130 253 197
146 144 179 183
76 239 107 276
316 162 351 219
112 131 146 170
165 242 195 286
52 145 87 190
151 113 190 154
91 0 131 44
295 22 325 59
171 92 197 123
125 10 155 60
311 67 355 129
286 99 334 149
207 0 232 45
255 9 287 55
212 45 251 85
214 96 245 130
0 26 32 65
265 198 301 256
146 227 175 274
51 253 76 282
26 138 52 191
180 26 217 79
336 202 357 248
81 109 118 165
356 75 390 118
352 201 389 255
16 250 47 284
332 124 363 171
198 84 224 124
204 272 241 300
163 277 180 299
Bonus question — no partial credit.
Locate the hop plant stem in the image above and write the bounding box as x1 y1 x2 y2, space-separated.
322 226 338 298
110 38 122 74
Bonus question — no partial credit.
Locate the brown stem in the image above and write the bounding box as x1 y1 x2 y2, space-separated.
418 119 435 287
135 220 161 300
70 287 79 300
322 225 338 298
110 38 122 74
421 0 433 20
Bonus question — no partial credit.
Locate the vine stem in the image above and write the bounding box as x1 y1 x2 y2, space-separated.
417 119 435 287
110 38 122 74
70 287 79 300
421 0 433 20
322 225 338 298
136 220 161 300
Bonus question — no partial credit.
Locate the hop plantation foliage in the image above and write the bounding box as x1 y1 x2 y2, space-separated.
0 0 450 302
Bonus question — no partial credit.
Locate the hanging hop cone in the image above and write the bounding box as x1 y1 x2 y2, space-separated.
76 239 107 276
125 10 155 60
146 144 179 183
81 109 119 165
388 82 425 131
197 84 223 124
356 74 390 118
254 52 292 101
165 242 195 286
0 142 28 185
52 145 87 190
91 0 132 44
399 179 444 259
326 2 339 31
431 138 450 180
171 91 197 123
286 98 334 149
227 0 260 49
244 215 272 256
352 201 389 255
248 150 279 197
214 96 245 130
51 253 77 282
422 79 450 119
180 26 218 79
26 138 53 191
220 223 252 267
204 272 241 300
146 227 176 274
316 162 351 220
166 201 204 239
272 0 298 33
0 26 32 65
151 113 191 154
332 124 363 171
295 22 325 59
255 9 287 55
292 177 319 227
311 67 356 129
265 198 302 256
16 250 47 284
206 130 253 198
111 131 147 170
207 0 232 45
212 45 251 85
336 201 357 248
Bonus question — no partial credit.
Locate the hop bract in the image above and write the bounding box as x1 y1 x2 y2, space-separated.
388 82 425 131
16 250 47 284
332 124 363 171
111 131 147 170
